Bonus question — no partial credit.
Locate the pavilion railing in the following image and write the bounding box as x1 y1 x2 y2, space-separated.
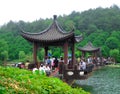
61 64 94 80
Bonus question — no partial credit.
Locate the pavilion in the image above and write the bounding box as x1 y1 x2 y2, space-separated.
78 42 101 57
20 15 83 68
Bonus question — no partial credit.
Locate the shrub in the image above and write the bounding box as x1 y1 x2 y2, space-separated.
0 66 90 94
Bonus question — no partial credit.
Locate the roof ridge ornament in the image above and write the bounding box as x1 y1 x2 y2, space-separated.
53 15 57 20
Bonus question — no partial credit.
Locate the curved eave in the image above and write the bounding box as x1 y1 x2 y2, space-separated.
20 16 75 42
20 31 74 43
19 15 79 44
78 47 100 52
75 34 83 43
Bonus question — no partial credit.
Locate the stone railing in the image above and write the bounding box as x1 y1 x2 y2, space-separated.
63 64 94 80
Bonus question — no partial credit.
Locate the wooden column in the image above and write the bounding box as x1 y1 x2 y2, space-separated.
64 42 68 64
44 46 48 59
82 51 85 57
93 52 96 57
71 42 75 66
44 47 48 56
33 42 38 68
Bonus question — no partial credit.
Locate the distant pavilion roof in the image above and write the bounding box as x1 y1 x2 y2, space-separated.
78 42 100 52
20 15 82 46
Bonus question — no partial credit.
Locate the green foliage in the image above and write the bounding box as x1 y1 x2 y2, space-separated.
105 37 120 49
75 50 82 58
53 51 61 58
1 51 8 61
0 39 8 51
101 46 110 57
64 20 75 31
109 49 120 62
52 47 62 58
19 51 26 60
111 31 120 40
0 39 8 62
0 66 89 94
25 53 33 62
93 31 109 46
38 48 44 61
75 30 82 36
0 5 120 62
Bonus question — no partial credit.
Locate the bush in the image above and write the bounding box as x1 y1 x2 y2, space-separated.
0 66 90 94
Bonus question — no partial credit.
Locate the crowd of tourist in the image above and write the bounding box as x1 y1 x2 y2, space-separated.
32 56 62 76
76 56 116 71
13 55 115 76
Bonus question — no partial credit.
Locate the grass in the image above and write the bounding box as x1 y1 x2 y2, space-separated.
74 64 120 94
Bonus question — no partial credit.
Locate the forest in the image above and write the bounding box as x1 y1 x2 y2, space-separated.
0 5 120 64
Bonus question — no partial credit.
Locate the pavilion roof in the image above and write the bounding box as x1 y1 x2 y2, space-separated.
20 15 82 44
78 42 100 52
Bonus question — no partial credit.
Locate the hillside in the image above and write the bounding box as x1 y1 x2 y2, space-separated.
0 5 120 62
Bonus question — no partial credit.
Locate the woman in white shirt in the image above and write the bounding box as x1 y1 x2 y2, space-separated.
79 59 86 70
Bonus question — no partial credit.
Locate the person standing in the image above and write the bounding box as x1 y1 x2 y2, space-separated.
79 59 86 70
54 57 59 70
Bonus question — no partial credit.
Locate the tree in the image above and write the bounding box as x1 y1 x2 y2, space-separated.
101 46 110 57
0 5 120 62
0 39 8 62
86 24 98 35
110 31 120 41
19 51 26 61
64 20 75 31
0 39 8 52
109 49 119 63
25 52 33 62
1 51 8 61
105 37 120 49
38 48 45 61
75 50 82 58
